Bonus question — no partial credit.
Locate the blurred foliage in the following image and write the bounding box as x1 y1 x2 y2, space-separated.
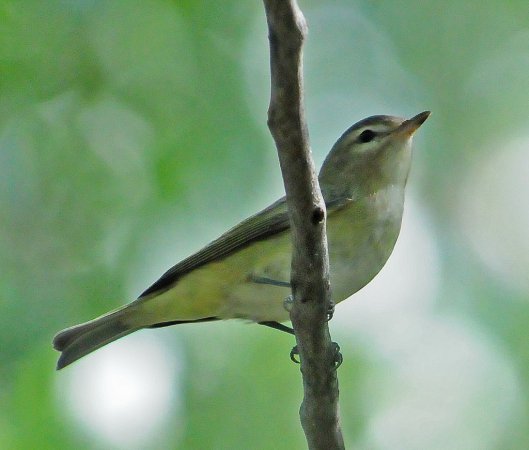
2 0 529 449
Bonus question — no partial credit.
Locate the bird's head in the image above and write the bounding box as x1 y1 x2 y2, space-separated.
319 111 430 198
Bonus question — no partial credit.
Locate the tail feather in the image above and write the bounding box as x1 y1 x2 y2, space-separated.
53 307 141 370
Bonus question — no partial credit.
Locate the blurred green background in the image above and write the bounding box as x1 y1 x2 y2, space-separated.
2 0 529 448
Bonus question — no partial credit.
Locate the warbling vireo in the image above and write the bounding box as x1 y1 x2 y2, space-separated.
53 111 430 369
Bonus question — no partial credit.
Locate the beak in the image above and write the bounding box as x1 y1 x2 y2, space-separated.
396 111 431 137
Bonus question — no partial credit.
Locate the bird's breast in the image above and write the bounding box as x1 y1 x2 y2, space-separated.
327 185 405 301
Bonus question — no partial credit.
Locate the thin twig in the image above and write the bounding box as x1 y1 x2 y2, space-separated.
262 1 344 449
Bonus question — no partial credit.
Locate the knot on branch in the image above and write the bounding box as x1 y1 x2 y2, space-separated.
311 206 325 225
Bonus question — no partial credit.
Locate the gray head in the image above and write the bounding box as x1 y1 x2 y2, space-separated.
319 111 430 198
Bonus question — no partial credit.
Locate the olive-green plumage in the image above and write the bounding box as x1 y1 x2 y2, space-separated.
53 111 430 369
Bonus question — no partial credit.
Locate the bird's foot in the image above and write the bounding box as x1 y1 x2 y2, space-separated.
283 294 294 312
289 342 343 369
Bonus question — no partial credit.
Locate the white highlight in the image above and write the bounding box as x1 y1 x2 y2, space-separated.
366 318 519 450
458 135 529 293
60 333 181 449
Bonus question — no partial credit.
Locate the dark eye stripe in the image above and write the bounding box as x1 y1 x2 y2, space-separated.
358 129 376 143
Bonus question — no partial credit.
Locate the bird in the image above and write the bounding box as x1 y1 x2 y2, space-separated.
53 111 430 369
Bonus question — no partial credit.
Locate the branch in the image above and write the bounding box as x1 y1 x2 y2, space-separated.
262 1 344 449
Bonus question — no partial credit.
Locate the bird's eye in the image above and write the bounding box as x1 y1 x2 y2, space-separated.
358 129 376 143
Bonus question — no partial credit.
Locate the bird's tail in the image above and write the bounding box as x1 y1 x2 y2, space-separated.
53 304 142 370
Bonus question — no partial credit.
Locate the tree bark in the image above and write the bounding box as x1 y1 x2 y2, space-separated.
262 1 344 449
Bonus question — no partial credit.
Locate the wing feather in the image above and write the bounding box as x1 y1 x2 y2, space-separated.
139 195 353 298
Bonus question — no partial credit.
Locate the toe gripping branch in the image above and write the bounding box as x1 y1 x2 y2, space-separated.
289 342 342 369
252 275 341 368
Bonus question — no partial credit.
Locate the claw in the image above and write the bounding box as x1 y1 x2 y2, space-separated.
290 345 300 364
327 299 335 321
332 342 343 369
